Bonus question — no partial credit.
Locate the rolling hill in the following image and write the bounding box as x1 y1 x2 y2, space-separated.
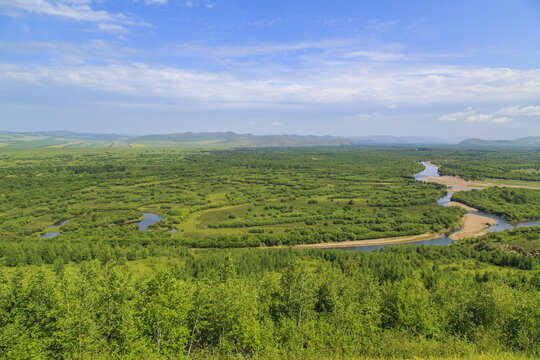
459 136 540 147
0 130 461 149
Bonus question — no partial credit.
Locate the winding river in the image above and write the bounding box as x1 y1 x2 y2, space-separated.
343 161 539 251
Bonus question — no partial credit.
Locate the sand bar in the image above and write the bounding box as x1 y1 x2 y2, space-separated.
447 201 478 211
449 213 497 240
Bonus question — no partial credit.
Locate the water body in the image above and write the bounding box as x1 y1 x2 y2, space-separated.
138 213 163 231
40 231 61 239
414 162 439 181
40 219 71 239
344 161 539 252
48 219 71 227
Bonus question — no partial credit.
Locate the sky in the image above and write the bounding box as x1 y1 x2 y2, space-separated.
1 0 539 139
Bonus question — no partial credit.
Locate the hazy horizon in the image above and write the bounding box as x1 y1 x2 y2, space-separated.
1 1 539 138
3 128 536 143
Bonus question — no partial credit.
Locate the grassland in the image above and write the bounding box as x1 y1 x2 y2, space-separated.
0 147 467 255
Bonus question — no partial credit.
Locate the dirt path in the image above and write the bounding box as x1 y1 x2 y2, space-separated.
261 232 441 249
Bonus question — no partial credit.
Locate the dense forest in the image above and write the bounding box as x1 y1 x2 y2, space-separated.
1 146 539 359
1 227 539 359
434 150 540 182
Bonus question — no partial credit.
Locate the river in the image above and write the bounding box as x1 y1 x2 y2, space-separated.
39 163 538 245
342 161 539 251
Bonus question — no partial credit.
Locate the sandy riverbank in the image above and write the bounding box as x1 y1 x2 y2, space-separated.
449 213 497 240
259 199 489 250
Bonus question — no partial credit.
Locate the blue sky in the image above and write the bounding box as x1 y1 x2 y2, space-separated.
1 0 539 139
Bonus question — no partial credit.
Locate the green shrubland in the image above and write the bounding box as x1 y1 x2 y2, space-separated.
1 146 539 359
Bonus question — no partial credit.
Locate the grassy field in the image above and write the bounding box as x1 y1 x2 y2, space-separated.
3 146 539 256
0 147 468 252
486 178 540 188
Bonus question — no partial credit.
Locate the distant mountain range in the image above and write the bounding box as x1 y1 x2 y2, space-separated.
0 131 130 149
1 130 537 149
349 135 450 144
0 130 459 149
132 132 350 147
459 137 540 147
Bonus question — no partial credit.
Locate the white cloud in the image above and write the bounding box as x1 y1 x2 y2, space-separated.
145 0 168 4
495 105 540 116
98 23 128 34
1 3 538 110
1 0 147 32
0 40 141 64
439 108 513 125
162 39 348 59
1 59 540 110
271 121 282 126
493 117 512 124
438 110 474 122
342 50 408 62
356 112 380 119
7 37 538 109
465 114 512 124
174 0 213 7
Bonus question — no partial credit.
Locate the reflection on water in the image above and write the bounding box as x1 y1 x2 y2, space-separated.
414 162 439 181
437 191 453 206
41 219 71 239
138 213 163 231
40 231 61 239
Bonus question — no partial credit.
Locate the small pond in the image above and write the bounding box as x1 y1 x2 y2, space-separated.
138 213 163 231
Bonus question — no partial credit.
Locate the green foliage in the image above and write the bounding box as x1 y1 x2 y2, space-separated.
0 243 538 359
452 187 540 222
434 150 540 182
136 271 191 356
458 226 540 261
0 147 466 265
1 146 539 359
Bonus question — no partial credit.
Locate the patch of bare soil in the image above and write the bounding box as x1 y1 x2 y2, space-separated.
449 213 497 240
